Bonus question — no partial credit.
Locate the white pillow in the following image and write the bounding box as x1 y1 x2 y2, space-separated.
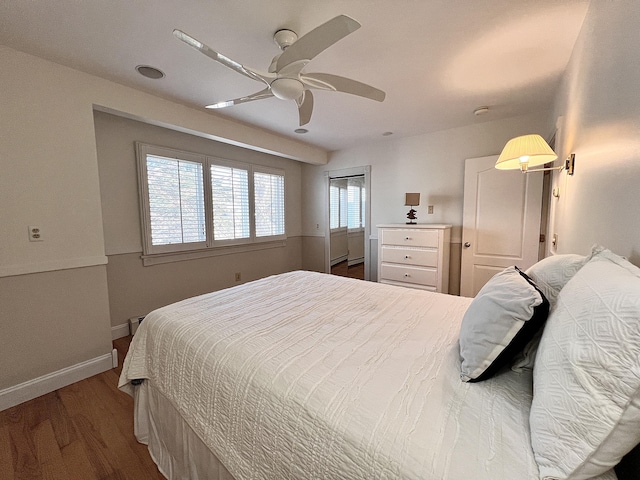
524 253 587 307
459 266 549 382
530 248 640 480
512 253 588 372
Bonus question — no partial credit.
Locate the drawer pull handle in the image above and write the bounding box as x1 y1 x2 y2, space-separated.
405 236 410 240
404 255 410 259
404 273 410 277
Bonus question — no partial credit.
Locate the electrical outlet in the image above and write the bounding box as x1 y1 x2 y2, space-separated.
28 225 43 242
427 205 434 214
235 272 241 282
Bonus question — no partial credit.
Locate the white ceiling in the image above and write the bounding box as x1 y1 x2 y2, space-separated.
0 0 590 152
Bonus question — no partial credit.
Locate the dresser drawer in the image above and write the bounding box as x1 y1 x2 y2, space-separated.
380 229 439 248
380 246 438 267
380 264 437 287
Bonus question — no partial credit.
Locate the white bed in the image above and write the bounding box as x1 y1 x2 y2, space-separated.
119 270 619 480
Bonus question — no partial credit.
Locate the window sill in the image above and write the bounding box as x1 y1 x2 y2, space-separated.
141 239 287 266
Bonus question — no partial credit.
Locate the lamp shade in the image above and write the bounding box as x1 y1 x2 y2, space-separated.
405 192 420 206
495 134 557 171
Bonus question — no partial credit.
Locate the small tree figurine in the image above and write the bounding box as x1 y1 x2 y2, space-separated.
406 208 417 224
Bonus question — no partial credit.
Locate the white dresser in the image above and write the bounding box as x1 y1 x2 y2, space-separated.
377 224 452 293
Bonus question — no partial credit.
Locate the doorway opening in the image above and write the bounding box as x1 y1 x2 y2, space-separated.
325 166 371 281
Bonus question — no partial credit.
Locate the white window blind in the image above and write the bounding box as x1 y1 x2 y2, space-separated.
347 185 361 229
330 185 340 229
146 155 205 246
339 186 348 228
347 177 365 229
361 185 366 228
211 165 250 241
138 143 286 258
254 171 285 237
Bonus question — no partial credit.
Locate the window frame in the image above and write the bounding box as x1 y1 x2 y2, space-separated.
136 143 286 260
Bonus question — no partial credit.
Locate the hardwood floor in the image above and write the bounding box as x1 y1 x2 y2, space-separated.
0 336 165 480
330 260 364 280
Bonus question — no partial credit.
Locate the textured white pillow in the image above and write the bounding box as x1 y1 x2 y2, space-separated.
459 266 549 382
530 248 640 480
525 253 587 307
512 253 588 372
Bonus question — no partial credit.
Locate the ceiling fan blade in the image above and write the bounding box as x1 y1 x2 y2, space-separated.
205 88 273 109
173 29 275 86
276 15 360 72
301 73 386 102
296 90 314 126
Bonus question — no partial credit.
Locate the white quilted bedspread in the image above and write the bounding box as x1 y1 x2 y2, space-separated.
119 271 616 480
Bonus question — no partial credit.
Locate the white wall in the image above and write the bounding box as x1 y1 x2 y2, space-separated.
0 44 326 395
301 110 553 290
549 0 640 264
0 45 326 277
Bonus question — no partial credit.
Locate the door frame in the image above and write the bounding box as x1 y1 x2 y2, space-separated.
324 165 371 280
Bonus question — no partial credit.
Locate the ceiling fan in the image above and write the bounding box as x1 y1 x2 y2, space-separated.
173 15 385 126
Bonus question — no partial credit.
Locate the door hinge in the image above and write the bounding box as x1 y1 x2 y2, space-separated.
539 233 546 243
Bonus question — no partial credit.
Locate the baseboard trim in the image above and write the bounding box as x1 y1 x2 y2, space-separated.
111 322 130 340
330 254 348 266
0 353 113 411
348 257 364 267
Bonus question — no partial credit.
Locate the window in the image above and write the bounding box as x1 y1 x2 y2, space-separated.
330 176 365 231
254 169 285 237
329 184 340 229
329 178 348 230
347 176 365 230
146 154 206 246
210 164 250 241
137 143 285 257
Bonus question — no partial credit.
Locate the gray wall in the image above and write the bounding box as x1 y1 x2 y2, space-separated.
94 111 305 328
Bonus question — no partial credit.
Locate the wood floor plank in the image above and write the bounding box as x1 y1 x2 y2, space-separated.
5 404 42 479
1 336 165 480
60 440 100 480
42 391 77 450
32 419 69 480
59 382 120 480
0 424 16 480
85 374 163 477
82 379 161 480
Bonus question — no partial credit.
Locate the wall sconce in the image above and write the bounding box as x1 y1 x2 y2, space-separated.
495 134 575 175
405 192 420 224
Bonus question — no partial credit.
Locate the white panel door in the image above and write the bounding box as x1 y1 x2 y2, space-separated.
460 155 543 297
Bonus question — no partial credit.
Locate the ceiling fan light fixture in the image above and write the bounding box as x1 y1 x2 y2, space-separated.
270 78 304 100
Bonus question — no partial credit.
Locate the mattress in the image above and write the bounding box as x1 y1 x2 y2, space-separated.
119 270 617 480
